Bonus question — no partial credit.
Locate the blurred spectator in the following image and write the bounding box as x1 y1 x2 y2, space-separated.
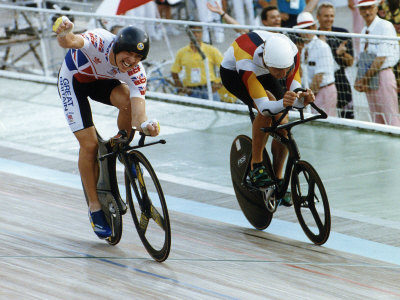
295 12 338 116
317 2 355 119
97 2 161 40
47 3 74 24
348 0 364 57
259 6 283 27
207 1 303 46
231 0 255 26
207 0 244 34
125 1 162 41
155 0 181 35
170 25 223 100
354 0 400 126
258 0 319 27
378 0 400 32
110 25 123 34
206 2 281 34
378 0 400 101
196 0 225 43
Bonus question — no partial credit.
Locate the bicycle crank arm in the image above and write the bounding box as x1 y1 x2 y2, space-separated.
262 188 277 213
99 151 116 161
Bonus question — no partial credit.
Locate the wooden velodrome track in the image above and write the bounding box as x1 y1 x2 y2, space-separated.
1 78 400 299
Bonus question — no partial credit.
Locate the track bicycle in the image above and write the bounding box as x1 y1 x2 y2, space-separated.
142 60 176 94
82 128 171 262
230 102 331 245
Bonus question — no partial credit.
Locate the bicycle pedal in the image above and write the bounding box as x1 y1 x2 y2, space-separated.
300 197 318 208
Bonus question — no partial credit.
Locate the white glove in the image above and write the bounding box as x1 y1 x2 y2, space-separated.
140 119 160 135
52 16 74 37
292 97 305 109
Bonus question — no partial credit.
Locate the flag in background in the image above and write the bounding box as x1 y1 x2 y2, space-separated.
97 0 153 16
116 0 153 15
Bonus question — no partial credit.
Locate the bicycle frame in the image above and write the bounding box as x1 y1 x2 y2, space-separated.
267 130 300 200
231 102 331 243
264 103 327 198
99 130 166 188
243 103 327 200
96 132 127 215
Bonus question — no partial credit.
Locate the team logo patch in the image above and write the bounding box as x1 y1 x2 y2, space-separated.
137 43 144 51
238 155 246 167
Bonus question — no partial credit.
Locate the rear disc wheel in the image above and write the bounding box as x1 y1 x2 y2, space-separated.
230 135 273 230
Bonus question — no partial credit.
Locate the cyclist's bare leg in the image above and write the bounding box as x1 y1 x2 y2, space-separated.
110 84 132 134
74 127 101 212
251 90 275 169
251 113 271 168
271 115 289 179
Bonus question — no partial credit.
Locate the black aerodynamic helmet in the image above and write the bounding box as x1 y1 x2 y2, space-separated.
113 26 150 60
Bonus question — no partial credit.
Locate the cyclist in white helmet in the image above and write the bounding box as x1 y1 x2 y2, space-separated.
220 31 315 205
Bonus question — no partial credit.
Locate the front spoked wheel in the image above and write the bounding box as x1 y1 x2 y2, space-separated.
125 151 171 262
291 160 331 245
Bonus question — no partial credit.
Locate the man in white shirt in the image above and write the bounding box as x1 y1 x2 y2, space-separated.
295 12 338 116
354 0 400 126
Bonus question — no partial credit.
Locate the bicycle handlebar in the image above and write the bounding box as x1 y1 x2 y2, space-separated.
262 102 327 133
98 127 166 161
121 127 166 149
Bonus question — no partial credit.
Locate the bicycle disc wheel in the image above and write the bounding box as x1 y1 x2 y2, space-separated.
291 160 331 245
230 135 273 230
125 151 171 262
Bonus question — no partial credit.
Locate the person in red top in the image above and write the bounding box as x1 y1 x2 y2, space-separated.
220 31 315 204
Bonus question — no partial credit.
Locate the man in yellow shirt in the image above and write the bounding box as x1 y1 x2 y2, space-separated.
171 25 223 101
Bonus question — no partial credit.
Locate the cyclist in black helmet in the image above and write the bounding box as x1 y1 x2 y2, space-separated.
53 16 159 239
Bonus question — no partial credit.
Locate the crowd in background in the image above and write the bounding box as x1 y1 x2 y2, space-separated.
124 0 399 126
9 0 399 126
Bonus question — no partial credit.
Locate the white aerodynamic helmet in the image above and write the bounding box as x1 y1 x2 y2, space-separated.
263 33 298 69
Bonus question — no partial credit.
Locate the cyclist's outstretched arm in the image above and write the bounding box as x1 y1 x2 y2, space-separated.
207 1 248 34
53 16 84 49
131 97 160 137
